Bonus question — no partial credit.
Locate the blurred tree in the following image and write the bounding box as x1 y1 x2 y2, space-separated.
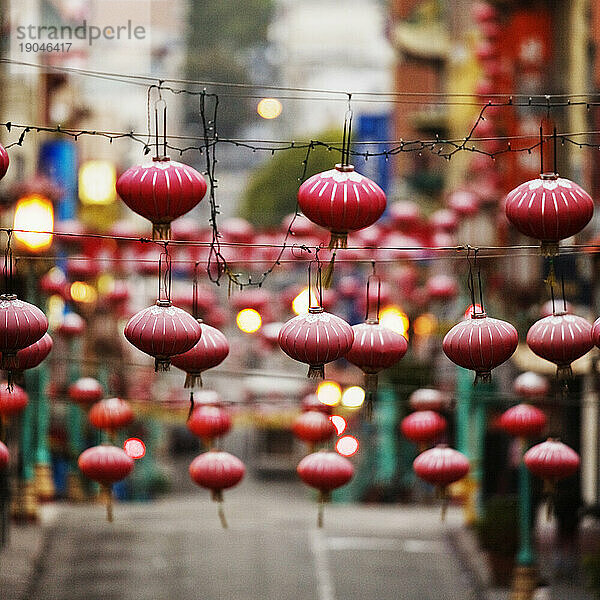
240 131 344 227
185 1 273 137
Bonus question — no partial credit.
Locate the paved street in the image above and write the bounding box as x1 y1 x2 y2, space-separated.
24 474 476 600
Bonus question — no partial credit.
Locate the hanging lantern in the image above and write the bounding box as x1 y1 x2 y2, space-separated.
0 143 9 180
57 312 86 338
124 300 202 371
443 312 518 383
78 445 134 521
388 200 422 231
116 158 207 240
413 445 470 519
189 450 245 528
524 438 579 482
513 371 549 400
292 410 336 448
592 316 600 349
171 323 229 388
297 450 354 527
400 410 447 448
259 321 284 350
526 312 593 379
40 267 68 298
187 405 232 445
499 404 547 438
0 383 28 417
408 388 449 412
0 295 48 370
88 398 135 433
68 377 104 408
0 441 8 469
278 307 354 379
300 393 333 415
425 274 459 301
1 332 52 371
297 165 386 249
504 175 594 255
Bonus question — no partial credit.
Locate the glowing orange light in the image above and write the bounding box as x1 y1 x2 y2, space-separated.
336 435 359 457
341 386 365 408
413 313 437 337
317 380 341 407
70 281 97 304
329 415 347 435
464 303 484 319
379 306 409 337
236 308 262 333
257 98 282 119
13 194 54 252
124 437 146 459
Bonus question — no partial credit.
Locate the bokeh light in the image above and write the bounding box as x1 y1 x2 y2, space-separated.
317 380 342 407
329 415 347 435
341 386 365 408
70 281 97 304
413 313 438 337
257 98 282 119
336 435 359 457
236 308 262 333
79 160 117 205
13 194 54 252
379 306 409 337
124 437 146 459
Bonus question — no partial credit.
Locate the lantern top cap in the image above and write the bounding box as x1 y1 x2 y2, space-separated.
0 294 17 301
308 306 324 314
470 311 488 320
152 155 170 163
552 310 568 317
155 299 172 308
334 164 355 173
540 172 559 181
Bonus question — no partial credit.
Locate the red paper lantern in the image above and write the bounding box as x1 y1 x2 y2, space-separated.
297 450 354 527
513 372 550 399
124 300 202 371
171 323 229 387
292 410 336 445
0 383 28 416
505 175 594 255
430 209 458 233
68 377 104 408
57 312 86 338
447 190 479 217
300 393 333 415
526 312 593 379
443 312 518 383
408 388 448 412
425 274 459 301
401 410 447 446
524 438 580 481
2 333 53 371
388 200 422 231
499 404 547 438
187 405 232 442
40 268 68 297
278 307 354 378
345 322 408 396
116 158 207 240
259 321 284 350
472 1 497 23
297 164 386 249
592 316 600 349
88 397 135 432
189 450 245 527
0 441 9 469
78 445 134 521
0 143 9 180
0 294 48 370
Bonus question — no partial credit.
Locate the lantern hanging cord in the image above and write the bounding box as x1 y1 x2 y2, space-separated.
3 230 13 296
157 243 172 303
340 96 353 167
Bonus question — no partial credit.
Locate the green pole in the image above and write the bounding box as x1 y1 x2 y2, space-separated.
455 367 472 455
374 386 398 486
517 443 534 565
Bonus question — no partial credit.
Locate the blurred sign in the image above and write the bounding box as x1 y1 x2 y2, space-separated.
353 114 391 194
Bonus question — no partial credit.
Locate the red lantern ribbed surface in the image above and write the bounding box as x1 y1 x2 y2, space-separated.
124 300 202 371
526 312 593 379
346 322 407 393
78 445 134 486
523 439 580 481
0 441 9 469
116 158 207 240
401 410 447 445
505 174 594 254
278 308 354 378
88 398 134 431
297 165 386 248
513 371 549 399
189 450 245 492
68 377 104 407
0 383 28 416
0 144 9 180
592 317 600 349
297 451 354 492
292 410 336 444
171 323 229 388
442 312 518 383
187 405 232 441
0 294 48 369
499 404 547 438
2 333 53 371
413 445 470 487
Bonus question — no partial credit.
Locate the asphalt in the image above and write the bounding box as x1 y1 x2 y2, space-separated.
0 478 598 600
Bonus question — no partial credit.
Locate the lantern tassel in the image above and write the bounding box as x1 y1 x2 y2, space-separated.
473 371 491 385
103 484 113 523
540 240 559 258
328 232 348 251
556 364 572 381
543 479 555 521
363 391 375 422
439 486 448 522
308 364 325 379
187 392 195 422
211 489 228 529
317 490 330 528
152 222 171 241
184 372 202 389
155 358 171 372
